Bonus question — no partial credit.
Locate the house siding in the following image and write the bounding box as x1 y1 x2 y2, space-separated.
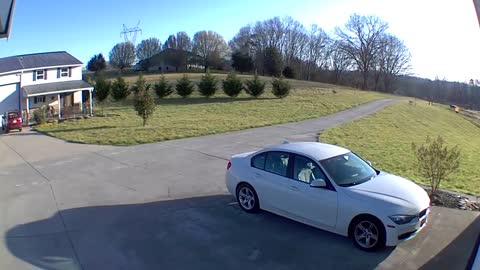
20 65 82 86
0 73 20 86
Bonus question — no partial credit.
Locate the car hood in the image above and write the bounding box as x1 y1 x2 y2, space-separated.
344 172 430 212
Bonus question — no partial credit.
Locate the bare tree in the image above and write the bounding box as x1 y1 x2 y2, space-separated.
192 30 228 72
136 38 162 70
304 25 330 80
335 14 388 89
282 17 308 66
109 42 136 72
176 32 192 51
163 35 177 50
329 41 352 84
378 34 411 93
229 26 254 53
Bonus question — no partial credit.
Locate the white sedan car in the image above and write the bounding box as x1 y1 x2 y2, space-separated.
225 142 430 251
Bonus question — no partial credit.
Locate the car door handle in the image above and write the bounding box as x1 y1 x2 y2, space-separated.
254 173 262 178
289 185 300 191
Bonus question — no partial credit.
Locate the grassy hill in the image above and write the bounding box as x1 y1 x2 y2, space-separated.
320 101 480 196
36 74 387 145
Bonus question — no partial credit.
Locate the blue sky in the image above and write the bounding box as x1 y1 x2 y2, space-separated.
1 0 479 82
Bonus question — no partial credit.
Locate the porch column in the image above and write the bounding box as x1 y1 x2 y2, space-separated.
80 90 84 114
89 89 93 116
58 94 61 120
26 97 30 125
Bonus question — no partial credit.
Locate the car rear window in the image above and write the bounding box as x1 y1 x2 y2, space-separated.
251 153 266 170
7 113 18 119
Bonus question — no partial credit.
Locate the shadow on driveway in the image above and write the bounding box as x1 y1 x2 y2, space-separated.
419 214 480 270
5 195 394 270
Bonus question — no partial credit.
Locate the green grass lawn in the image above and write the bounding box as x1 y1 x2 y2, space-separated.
36 74 386 145
320 101 480 196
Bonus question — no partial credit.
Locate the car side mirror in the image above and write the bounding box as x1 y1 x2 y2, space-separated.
310 178 327 188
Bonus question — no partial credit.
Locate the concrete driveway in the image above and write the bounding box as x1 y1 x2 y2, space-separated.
0 99 478 270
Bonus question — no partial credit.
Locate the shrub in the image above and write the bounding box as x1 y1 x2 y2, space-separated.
222 73 243 97
271 77 291 98
133 76 155 126
131 74 148 95
411 136 461 195
244 75 265 98
197 72 218 98
33 106 47 125
111 76 130 101
176 74 195 98
94 77 111 103
282 66 295 78
154 75 174 98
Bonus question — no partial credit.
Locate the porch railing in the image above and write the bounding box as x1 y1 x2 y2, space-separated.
24 103 93 125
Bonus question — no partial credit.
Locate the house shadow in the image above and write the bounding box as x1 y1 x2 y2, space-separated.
4 195 394 270
419 214 480 270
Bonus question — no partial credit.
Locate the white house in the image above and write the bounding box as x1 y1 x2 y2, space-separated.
0 51 94 125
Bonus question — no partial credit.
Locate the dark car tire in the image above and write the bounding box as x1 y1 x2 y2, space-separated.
351 216 386 252
19 128 22 132
236 183 260 213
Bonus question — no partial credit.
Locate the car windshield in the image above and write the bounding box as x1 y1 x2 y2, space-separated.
320 152 377 187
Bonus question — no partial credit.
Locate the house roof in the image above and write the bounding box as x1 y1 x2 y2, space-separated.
23 80 93 97
147 49 203 62
0 51 83 74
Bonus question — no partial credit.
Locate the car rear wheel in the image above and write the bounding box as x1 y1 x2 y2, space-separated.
236 183 260 213
352 217 385 251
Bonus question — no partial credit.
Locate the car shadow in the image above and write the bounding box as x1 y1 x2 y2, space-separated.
5 195 394 270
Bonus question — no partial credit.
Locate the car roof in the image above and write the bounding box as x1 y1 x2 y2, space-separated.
262 142 350 161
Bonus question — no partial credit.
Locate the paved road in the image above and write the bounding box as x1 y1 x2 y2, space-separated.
0 99 478 270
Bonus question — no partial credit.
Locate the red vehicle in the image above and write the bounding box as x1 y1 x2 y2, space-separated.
1 111 23 133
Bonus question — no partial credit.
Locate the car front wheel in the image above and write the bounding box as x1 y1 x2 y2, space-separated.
236 183 260 213
352 217 385 251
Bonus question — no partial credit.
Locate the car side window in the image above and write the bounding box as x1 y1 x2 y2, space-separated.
251 153 266 170
293 155 327 184
265 152 290 177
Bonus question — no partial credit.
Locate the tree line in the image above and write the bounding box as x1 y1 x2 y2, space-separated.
87 13 480 108
93 73 291 126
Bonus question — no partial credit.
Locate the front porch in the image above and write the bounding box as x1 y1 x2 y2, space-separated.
22 80 94 124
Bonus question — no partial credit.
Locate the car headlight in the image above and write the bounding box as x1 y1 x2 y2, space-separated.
389 215 417 225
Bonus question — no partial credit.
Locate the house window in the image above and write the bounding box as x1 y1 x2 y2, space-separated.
36 70 45 80
60 67 69 77
33 96 46 104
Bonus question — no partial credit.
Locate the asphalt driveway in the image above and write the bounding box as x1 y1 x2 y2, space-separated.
0 99 478 270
